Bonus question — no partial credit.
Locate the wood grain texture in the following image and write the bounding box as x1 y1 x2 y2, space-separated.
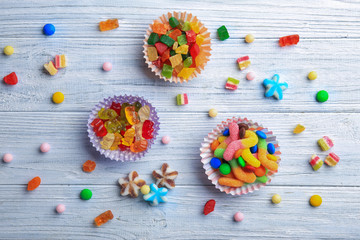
0 0 359 239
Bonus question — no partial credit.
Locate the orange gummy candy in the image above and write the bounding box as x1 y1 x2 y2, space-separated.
152 22 167 35
99 19 119 32
27 176 41 191
83 160 96 173
210 140 220 152
130 140 148 153
94 210 114 227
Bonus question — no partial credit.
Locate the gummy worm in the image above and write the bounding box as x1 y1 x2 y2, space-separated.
228 159 256 183
218 177 244 188
214 122 239 158
241 148 261 168
223 130 258 161
258 138 278 171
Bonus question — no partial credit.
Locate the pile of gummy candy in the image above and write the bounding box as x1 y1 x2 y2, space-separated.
90 101 154 153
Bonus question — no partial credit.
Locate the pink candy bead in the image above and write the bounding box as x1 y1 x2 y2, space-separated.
40 143 51 153
234 211 244 222
102 62 112 71
3 153 13 163
56 204 66 213
246 72 256 81
161 136 171 144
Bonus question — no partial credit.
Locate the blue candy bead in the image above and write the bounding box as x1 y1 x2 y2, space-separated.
210 157 222 169
43 24 55 36
256 130 267 139
267 143 275 154
223 129 230 136
250 145 258 153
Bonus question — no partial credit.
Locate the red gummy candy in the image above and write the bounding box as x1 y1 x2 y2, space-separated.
279 34 299 47
110 102 121 115
118 143 129 151
204 199 216 215
27 176 41 191
152 58 163 69
186 30 197 44
125 125 132 130
95 124 108 137
244 165 256 172
3 72 18 85
161 49 170 62
142 120 154 139
83 160 96 172
189 44 200 59
155 42 168 56
91 119 103 128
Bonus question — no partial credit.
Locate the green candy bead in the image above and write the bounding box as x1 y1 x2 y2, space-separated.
177 35 187 46
80 189 92 200
169 17 180 28
256 176 268 183
219 163 231 175
161 64 173 79
238 156 246 167
160 35 175 47
183 57 193 68
148 33 159 45
316 90 329 103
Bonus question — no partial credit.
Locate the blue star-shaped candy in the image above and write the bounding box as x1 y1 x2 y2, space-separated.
263 74 288 100
143 183 168 206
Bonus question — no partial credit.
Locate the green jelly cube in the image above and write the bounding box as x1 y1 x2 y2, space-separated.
170 50 176 56
177 34 187 46
181 21 191 31
183 57 193 68
148 33 159 45
228 77 239 85
169 17 180 28
160 35 175 47
161 64 173 79
217 25 229 41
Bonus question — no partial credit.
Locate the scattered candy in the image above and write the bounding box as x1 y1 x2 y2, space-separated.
233 211 244 222
208 108 218 118
267 143 275 154
309 195 322 207
102 62 112 71
293 124 305 134
203 199 216 215
3 72 18 85
217 25 229 41
161 136 171 144
40 142 51 153
27 176 41 191
55 55 67 69
141 185 150 195
210 157 222 169
153 163 178 189
118 171 146 198
263 74 288 100
80 189 93 200
56 204 66 214
279 34 299 47
143 183 168 206
325 152 340 167
43 24 55 36
94 210 114 226
316 90 329 103
246 72 256 81
176 93 188 105
237 56 251 70
272 194 281 204
83 160 96 172
309 154 323 171
225 77 240 90
317 136 333 151
44 61 58 75
52 92 64 104
99 19 119 32
3 46 14 56
245 34 254 43
3 153 13 163
308 71 317 80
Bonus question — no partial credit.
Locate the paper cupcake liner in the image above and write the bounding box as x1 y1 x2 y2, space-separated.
143 11 211 83
87 95 160 162
200 117 281 196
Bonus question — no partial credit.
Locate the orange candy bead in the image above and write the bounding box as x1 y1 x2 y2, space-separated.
254 165 266 177
99 19 119 32
94 210 114 227
27 176 41 191
210 140 220 152
130 140 148 153
83 160 96 173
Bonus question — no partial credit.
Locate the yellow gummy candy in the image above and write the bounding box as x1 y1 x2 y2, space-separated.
218 136 227 143
169 54 182 68
122 128 135 146
175 45 189 54
177 68 196 80
196 35 205 46
147 46 158 62
100 133 115 150
110 133 122 150
267 154 278 162
190 22 200 33
293 124 305 134
241 148 261 168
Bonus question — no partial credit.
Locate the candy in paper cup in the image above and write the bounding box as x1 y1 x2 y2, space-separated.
87 95 160 162
200 117 281 195
143 11 211 83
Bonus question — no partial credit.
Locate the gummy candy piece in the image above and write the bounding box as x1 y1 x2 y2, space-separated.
172 41 178 50
204 199 216 215
169 17 180 28
186 30 196 44
169 54 183 68
122 128 135 146
179 20 191 31
177 34 187 46
317 136 334 151
263 74 288 100
110 133 122 150
190 22 200 33
173 62 184 76
152 163 178 189
133 122 144 141
44 61 58 75
152 21 167 35
100 133 115 150
177 68 195 80
161 49 170 63
99 19 119 32
189 44 200 59
134 101 142 112
83 160 96 172
293 124 305 134
147 46 158 62
143 183 168 206
160 35 175 47
125 106 140 125
94 210 113 227
225 77 239 90
309 154 323 171
98 108 118 120
104 120 118 133
217 25 229 41
148 33 159 45
152 58 163 69
161 64 173 79
27 176 41 191
110 102 122 115
55 55 66 69
138 105 150 122
176 93 188 105
3 72 18 85
183 57 193 68
325 152 340 167
196 34 205 46
237 56 251 70
154 42 168 56
120 103 130 123
142 120 154 139
169 29 182 41
279 34 299 47
118 171 146 198
195 53 207 67
175 45 189 55
94 123 108 137
130 139 148 153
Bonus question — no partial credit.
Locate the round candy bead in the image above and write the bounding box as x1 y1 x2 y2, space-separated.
141 185 150 195
316 90 329 103
52 92 64 104
246 72 256 81
80 189 92 200
3 153 13 163
245 34 254 43
208 108 218 118
267 143 275 154
237 156 246 167
223 129 230 136
272 194 281 204
244 165 256 172
310 195 322 207
210 157 222 169
308 71 317 80
234 211 244 222
219 163 231 175
40 143 51 153
256 130 267 139
161 136 171 144
4 46 14 56
250 145 258 153
102 62 112 71
43 24 55 36
56 204 66 213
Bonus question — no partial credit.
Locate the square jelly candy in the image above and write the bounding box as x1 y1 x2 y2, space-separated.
217 25 229 41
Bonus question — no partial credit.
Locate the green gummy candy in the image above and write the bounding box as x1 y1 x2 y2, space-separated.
214 148 225 159
256 176 268 183
170 50 176 56
183 57 193 68
177 34 187 46
148 33 159 45
217 25 229 41
169 17 180 28
160 35 175 47
228 77 239 85
181 21 191 31
238 156 246 167
161 64 173 79
258 138 267 149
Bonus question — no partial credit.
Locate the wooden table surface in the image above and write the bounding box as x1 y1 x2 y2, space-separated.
1 0 360 239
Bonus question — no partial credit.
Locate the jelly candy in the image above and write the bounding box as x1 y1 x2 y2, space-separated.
110 133 122 150
110 102 122 115
309 154 323 171
225 77 239 90
83 160 96 172
169 54 182 68
104 120 118 133
94 210 114 227
196 34 205 46
120 103 130 123
99 19 119 32
98 108 118 120
177 34 187 46
190 22 200 33
100 133 115 150
263 74 288 100
203 199 216 215
237 56 251 70
134 101 142 112
27 176 41 191
325 152 340 167
134 122 144 141
44 61 58 75
217 25 229 41
317 136 334 151
293 124 305 134
138 105 150 122
142 120 154 139
3 72 18 85
122 128 135 146
160 35 175 47
125 106 140 125
169 29 182 41
279 34 299 47
185 30 196 44
92 119 108 137
189 44 200 59
177 68 195 80
155 42 168 56
55 55 66 69
130 140 148 153
152 163 178 189
147 46 158 62
148 32 160 45
152 21 167 35
176 93 188 105
175 45 189 55
161 64 173 78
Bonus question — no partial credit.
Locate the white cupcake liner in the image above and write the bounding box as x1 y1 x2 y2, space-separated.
200 117 281 196
87 95 160 162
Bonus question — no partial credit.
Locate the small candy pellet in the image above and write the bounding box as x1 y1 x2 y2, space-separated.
246 72 256 81
176 93 188 105
203 199 216 215
43 24 55 36
250 145 258 153
267 154 278 162
245 34 254 43
310 195 322 207
254 165 266 177
279 34 299 47
219 163 231 175
83 160 96 172
317 136 334 151
102 62 112 71
210 140 220 151
316 90 329 103
3 153 13 163
267 143 275 154
99 19 119 32
208 108 218 118
56 204 66 214
40 142 51 153
94 210 114 227
4 46 14 56
27 176 41 191
308 71 317 80
80 189 92 200
161 136 171 144
44 61 58 75
256 130 267 139
52 92 64 104
223 129 230 136
3 72 18 85
237 56 251 70
237 156 246 167
141 185 150 195
293 124 305 134
225 77 240 90
217 25 229 41
55 55 67 69
309 154 323 171
325 152 340 167
210 157 222 169
256 175 268 183
272 194 281 204
234 211 244 222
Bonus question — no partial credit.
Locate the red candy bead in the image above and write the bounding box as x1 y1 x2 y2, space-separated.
155 42 168 56
243 165 256 172
3 72 18 85
142 120 154 139
110 102 121 115
186 30 196 44
189 43 200 59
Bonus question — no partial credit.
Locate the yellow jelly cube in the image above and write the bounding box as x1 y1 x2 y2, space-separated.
173 41 178 50
44 61 58 76
293 124 305 134
175 45 189 55
196 35 205 46
174 62 184 75
217 136 227 143
177 68 196 80
190 22 200 33
169 54 183 68
147 47 158 62
238 60 251 70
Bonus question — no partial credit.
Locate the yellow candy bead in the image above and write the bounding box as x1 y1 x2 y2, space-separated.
141 185 150 195
190 22 200 33
308 71 317 80
196 35 205 46
293 124 305 134
208 108 218 118
272 194 281 204
245 34 254 43
177 68 195 80
4 46 14 56
310 195 322 207
217 136 227 143
267 154 278 162
52 92 64 104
